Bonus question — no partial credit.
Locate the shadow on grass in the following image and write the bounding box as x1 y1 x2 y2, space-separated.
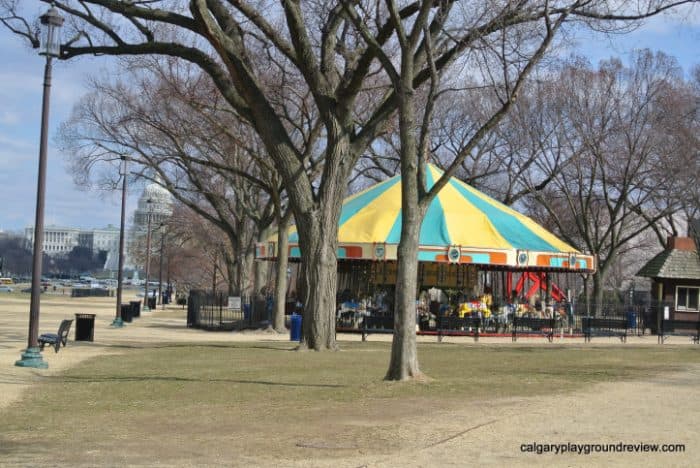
0 438 53 458
71 342 299 353
142 323 191 330
52 374 346 388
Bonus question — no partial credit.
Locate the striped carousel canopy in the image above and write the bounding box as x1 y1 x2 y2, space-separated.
257 164 595 272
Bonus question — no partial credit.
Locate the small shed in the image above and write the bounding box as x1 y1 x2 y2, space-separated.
637 237 700 322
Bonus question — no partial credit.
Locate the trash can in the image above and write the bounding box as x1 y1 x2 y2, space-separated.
75 313 96 341
290 314 302 342
243 303 251 321
148 296 156 310
130 300 141 318
120 304 133 323
626 310 637 330
162 292 170 305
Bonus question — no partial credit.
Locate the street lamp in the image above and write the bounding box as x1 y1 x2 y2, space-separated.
143 198 154 311
111 156 128 328
157 222 167 309
16 4 64 369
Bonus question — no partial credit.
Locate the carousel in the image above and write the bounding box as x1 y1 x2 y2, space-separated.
257 164 595 333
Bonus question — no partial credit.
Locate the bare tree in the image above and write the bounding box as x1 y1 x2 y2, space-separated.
345 2 694 379
164 203 233 292
59 62 275 297
522 51 696 313
347 0 567 380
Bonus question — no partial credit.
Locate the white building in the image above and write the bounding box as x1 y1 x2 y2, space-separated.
25 180 174 272
24 225 120 259
25 225 80 256
82 225 121 253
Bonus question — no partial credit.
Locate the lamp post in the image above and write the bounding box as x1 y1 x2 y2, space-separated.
143 198 154 311
16 5 63 369
111 156 128 327
157 223 166 309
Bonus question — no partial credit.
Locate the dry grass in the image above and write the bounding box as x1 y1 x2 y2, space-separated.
2 341 699 466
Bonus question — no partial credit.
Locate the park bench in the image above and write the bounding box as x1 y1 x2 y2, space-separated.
582 317 629 343
38 319 73 353
511 316 556 342
658 319 700 344
436 316 481 342
361 316 394 341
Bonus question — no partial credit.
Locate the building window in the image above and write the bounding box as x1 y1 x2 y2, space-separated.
676 286 700 312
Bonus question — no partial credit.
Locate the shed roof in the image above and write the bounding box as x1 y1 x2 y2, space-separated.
637 248 700 279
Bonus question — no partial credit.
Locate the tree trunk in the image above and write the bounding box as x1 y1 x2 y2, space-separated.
592 270 605 316
224 252 237 296
583 274 590 317
239 246 255 298
273 214 291 333
295 196 345 351
284 134 352 351
295 209 340 351
253 226 274 298
385 159 426 380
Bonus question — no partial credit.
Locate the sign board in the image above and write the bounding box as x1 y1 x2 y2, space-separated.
374 243 386 260
663 306 670 320
228 296 242 310
517 250 529 266
447 246 461 263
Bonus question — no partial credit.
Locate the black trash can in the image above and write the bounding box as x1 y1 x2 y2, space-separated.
130 300 141 318
120 304 133 323
148 296 156 310
75 313 96 341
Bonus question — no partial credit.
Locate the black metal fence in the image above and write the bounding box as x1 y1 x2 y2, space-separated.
570 301 673 336
186 292 680 337
187 290 270 331
71 288 112 297
337 300 677 339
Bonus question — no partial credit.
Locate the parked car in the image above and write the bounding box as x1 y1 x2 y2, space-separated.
0 285 13 292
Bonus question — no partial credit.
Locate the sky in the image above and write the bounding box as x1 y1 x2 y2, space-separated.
0 4 698 234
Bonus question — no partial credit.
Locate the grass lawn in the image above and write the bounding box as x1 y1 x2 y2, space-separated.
2 341 699 465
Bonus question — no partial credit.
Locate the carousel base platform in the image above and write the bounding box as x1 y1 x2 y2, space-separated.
336 327 584 339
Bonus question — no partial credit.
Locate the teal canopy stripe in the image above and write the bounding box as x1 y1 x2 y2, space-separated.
448 179 556 251
386 212 403 243
419 168 452 245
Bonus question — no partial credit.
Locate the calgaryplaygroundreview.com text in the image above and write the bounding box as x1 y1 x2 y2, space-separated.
520 442 686 455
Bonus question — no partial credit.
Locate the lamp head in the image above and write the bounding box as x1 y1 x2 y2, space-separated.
39 4 64 58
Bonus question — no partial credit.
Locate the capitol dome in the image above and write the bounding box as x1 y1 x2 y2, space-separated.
143 182 173 203
133 179 173 229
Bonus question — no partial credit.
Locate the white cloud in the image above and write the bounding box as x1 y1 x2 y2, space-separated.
0 111 20 125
